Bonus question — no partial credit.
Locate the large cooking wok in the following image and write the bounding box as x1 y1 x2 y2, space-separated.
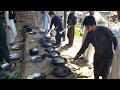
11 43 23 50
52 56 67 66
29 46 39 56
29 31 36 34
27 73 46 79
39 37 51 44
30 54 46 62
44 46 55 52
52 66 72 77
41 42 53 48
9 52 23 61
0 63 11 71
24 27 32 32
47 51 60 58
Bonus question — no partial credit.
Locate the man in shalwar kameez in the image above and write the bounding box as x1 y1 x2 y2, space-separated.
108 25 120 79
81 11 107 65
5 11 17 46
41 11 51 34
49 11 64 47
0 12 16 71
74 16 117 79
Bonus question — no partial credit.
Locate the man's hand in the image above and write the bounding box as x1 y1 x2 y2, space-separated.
73 53 80 61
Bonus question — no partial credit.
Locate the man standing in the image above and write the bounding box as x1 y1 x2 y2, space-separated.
5 11 17 46
74 16 117 79
49 11 64 47
81 11 107 65
40 11 51 34
0 12 16 71
66 11 77 48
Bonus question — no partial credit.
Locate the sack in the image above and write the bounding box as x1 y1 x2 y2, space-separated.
9 11 16 19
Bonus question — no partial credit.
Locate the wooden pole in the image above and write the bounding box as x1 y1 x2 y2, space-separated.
63 11 67 41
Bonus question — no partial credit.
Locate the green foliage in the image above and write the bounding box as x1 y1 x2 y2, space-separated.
75 23 81 36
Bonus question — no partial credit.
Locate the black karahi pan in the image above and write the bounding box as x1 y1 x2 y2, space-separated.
47 51 60 58
9 52 23 61
30 54 46 62
52 66 72 77
39 37 51 44
24 27 32 32
29 31 36 34
11 43 23 50
41 42 53 48
27 73 46 79
52 56 67 66
44 46 55 52
29 46 39 56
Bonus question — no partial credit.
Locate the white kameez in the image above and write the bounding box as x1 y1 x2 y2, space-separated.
5 11 17 44
41 12 50 32
108 25 120 79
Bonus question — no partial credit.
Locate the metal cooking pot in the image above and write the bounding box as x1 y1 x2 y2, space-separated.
23 25 31 29
29 46 39 56
25 27 32 32
48 51 60 58
30 54 46 62
1 63 11 70
11 43 23 50
9 52 23 61
27 73 46 79
29 31 36 34
44 46 55 52
42 42 53 48
52 66 72 77
40 37 51 43
52 56 67 66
